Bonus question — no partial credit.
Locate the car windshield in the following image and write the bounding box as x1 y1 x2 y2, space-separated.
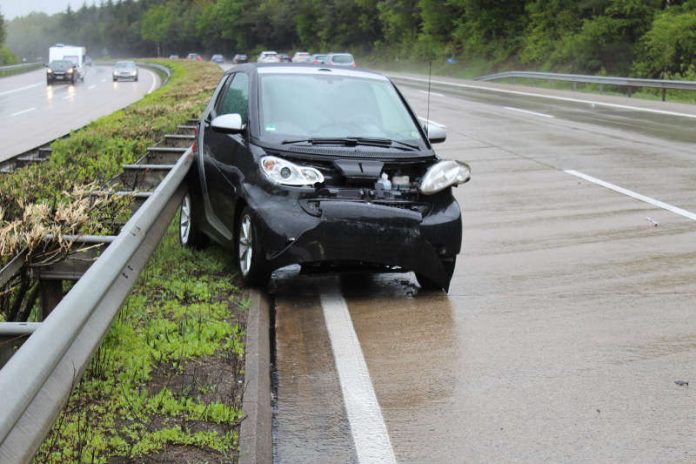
115 61 135 69
50 60 72 70
259 73 423 145
331 54 353 63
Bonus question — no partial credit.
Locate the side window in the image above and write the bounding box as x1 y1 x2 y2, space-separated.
216 73 249 122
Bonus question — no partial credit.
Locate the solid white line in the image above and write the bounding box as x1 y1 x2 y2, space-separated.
504 106 554 118
395 75 696 120
320 289 397 464
565 169 696 221
419 89 445 97
0 82 43 97
11 107 36 117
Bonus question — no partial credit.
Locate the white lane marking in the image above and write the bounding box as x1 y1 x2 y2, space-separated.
147 70 157 94
0 82 43 97
320 289 397 464
565 169 696 221
419 89 444 97
395 75 696 120
11 107 36 117
101 78 106 83
88 85 96 90
62 95 71 100
504 106 554 118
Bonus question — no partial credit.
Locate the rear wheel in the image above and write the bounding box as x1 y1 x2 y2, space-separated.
179 193 208 249
236 207 270 287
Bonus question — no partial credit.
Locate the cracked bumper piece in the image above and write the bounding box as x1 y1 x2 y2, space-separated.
254 198 461 290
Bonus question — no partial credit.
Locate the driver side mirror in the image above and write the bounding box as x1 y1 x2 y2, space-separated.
211 114 245 135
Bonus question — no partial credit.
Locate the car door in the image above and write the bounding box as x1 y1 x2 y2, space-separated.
202 72 250 235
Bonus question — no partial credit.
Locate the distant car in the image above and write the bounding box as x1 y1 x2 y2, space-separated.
257 51 280 63
326 53 356 67
311 54 327 65
46 60 78 85
187 53 203 61
292 52 313 63
112 60 138 82
211 54 225 64
278 53 291 63
169 54 180 60
180 63 470 291
232 54 248 64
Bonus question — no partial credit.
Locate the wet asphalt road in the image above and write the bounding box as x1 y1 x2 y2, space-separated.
272 76 696 462
0 65 159 162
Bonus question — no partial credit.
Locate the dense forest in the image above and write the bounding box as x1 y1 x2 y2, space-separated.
4 0 696 78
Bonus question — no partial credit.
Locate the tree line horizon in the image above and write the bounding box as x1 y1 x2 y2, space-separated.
3 0 696 79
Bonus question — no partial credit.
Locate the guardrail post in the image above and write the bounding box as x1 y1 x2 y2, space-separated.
40 280 63 318
661 88 667 102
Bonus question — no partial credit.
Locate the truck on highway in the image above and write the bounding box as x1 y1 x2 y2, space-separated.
47 44 86 84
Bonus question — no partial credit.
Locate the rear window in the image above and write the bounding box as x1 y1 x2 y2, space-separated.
331 54 353 64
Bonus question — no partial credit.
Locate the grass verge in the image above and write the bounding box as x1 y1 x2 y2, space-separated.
34 219 247 463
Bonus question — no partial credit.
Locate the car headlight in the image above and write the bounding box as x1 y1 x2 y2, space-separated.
67 68 73 73
419 160 471 195
260 156 324 186
47 69 53 73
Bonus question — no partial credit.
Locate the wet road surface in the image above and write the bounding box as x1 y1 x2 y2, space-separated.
0 65 159 162
272 77 696 462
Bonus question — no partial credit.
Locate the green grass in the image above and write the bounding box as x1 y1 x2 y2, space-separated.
34 220 247 463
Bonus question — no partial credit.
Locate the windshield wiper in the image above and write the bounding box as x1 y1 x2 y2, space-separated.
281 137 419 151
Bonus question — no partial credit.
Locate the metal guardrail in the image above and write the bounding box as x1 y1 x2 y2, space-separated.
0 63 43 77
475 71 696 101
0 149 193 462
137 62 172 86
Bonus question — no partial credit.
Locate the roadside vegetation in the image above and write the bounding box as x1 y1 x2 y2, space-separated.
0 59 247 460
0 59 220 267
34 222 248 463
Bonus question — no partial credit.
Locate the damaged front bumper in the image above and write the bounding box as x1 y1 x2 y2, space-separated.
246 187 462 290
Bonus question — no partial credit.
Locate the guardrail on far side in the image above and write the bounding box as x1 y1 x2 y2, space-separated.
0 63 43 78
475 71 696 101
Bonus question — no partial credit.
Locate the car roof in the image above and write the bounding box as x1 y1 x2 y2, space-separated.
225 63 388 81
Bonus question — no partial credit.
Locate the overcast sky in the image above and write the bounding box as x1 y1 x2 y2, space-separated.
1 0 95 20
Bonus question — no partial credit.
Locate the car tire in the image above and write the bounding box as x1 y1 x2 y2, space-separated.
235 207 270 287
135 76 138 82
179 193 208 249
416 257 455 292
415 273 444 292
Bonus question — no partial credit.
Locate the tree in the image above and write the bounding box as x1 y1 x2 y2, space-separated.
141 4 173 56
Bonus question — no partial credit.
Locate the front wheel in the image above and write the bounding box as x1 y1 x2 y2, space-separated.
236 207 270 287
179 193 208 249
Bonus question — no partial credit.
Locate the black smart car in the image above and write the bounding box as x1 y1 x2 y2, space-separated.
180 64 470 291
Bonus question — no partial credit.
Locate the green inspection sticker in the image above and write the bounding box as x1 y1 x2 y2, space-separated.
265 123 277 132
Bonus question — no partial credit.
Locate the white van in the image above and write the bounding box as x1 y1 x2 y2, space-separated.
48 44 87 82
